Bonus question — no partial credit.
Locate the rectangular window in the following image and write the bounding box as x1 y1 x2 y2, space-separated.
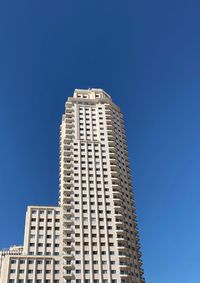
10 259 16 264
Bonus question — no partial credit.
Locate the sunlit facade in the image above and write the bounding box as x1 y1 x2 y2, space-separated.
0 89 144 283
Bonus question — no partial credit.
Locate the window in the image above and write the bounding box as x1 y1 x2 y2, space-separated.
46 270 51 274
37 270 42 274
37 260 42 264
11 259 16 264
19 269 24 273
19 259 25 264
28 270 33 274
55 270 59 274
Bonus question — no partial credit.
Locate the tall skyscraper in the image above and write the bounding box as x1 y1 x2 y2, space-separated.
0 89 144 283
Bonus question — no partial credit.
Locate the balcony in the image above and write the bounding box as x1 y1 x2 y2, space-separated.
118 252 130 260
63 262 74 269
119 264 131 270
63 144 73 150
63 196 73 203
65 123 73 129
63 236 73 243
63 253 74 260
63 190 73 196
107 123 114 130
112 177 120 185
63 245 74 252
116 222 126 231
63 272 74 280
63 203 73 209
110 159 118 166
140 268 144 275
115 213 124 220
65 129 74 135
63 175 73 183
63 156 73 163
65 105 73 111
63 227 73 234
120 273 130 278
65 117 74 123
112 184 120 191
118 245 129 254
113 191 123 200
108 136 115 142
108 141 115 148
116 229 126 236
105 113 112 119
114 205 123 213
111 172 119 179
63 164 72 170
63 169 73 175
63 210 73 217
138 259 143 266
63 217 73 225
63 184 73 190
110 164 119 172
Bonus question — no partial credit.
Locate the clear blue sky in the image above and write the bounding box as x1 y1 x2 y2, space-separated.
0 0 200 282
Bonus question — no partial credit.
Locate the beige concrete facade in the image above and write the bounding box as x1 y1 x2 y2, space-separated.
60 89 145 283
0 206 61 283
0 89 145 283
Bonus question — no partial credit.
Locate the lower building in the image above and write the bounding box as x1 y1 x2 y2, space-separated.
0 206 61 283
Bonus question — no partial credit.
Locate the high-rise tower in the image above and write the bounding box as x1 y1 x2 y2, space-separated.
60 89 144 283
0 88 144 283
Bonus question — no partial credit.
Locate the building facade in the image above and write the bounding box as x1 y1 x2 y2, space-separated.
0 206 61 283
0 89 145 283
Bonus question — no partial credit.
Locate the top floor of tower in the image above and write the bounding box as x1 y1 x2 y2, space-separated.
73 88 112 100
65 88 121 114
